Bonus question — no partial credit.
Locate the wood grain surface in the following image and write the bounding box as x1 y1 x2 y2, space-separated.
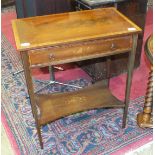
35 81 124 125
28 36 132 67
12 7 141 51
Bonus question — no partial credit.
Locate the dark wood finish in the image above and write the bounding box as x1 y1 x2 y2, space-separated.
2 0 14 7
106 57 111 87
15 0 75 18
20 51 43 148
36 81 124 125
12 8 141 148
35 0 75 15
137 35 153 128
122 34 138 128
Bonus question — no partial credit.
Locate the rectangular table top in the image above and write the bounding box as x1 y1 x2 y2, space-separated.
12 7 141 51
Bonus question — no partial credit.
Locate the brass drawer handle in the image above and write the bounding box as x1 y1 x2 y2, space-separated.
49 53 55 60
110 43 117 50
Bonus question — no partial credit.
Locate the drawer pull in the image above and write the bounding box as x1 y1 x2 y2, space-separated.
110 43 117 50
49 53 55 60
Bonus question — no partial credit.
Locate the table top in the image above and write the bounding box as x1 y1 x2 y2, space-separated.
12 7 141 51
145 34 153 65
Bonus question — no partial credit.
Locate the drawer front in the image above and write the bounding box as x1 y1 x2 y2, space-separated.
29 36 132 67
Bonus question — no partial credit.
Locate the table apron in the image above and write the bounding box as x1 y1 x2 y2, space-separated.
28 35 132 68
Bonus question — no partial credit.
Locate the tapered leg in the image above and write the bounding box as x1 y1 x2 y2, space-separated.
122 34 138 128
106 57 111 88
20 52 37 117
20 52 44 149
49 66 55 81
36 124 43 149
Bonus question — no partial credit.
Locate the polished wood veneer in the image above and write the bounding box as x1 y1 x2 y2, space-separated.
28 36 132 67
12 8 141 149
36 81 124 125
12 8 140 51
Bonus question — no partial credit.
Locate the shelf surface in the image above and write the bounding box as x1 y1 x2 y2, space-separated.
35 81 124 125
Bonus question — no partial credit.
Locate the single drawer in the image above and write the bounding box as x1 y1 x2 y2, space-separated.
28 36 132 67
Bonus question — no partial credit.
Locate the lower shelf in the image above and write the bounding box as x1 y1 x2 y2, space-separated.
35 81 124 125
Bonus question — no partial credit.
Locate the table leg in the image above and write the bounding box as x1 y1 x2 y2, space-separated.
122 34 138 128
49 66 55 81
137 67 153 128
106 57 111 88
20 52 43 149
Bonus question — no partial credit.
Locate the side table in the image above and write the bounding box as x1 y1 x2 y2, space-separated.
137 35 153 128
12 8 141 149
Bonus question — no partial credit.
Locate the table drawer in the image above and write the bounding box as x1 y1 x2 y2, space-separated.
28 36 132 67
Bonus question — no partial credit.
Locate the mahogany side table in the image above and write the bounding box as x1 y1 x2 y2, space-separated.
12 8 141 149
137 35 153 128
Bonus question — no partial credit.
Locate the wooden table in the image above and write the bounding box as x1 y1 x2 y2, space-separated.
12 7 141 149
137 35 153 128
